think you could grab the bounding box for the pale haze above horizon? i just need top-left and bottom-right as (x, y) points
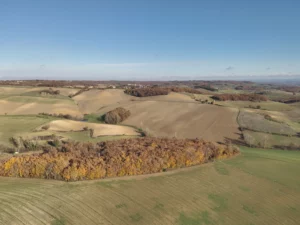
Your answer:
(0, 0), (300, 80)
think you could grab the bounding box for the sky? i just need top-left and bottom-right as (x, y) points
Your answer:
(0, 0), (300, 80)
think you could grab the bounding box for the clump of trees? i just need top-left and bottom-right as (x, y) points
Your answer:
(0, 138), (239, 181)
(212, 94), (268, 102)
(104, 107), (131, 124)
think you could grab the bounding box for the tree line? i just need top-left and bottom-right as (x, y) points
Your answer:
(212, 94), (268, 101)
(124, 87), (206, 97)
(0, 138), (239, 181)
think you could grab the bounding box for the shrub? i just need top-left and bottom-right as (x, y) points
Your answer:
(89, 129), (94, 138)
(41, 125), (50, 130)
(104, 107), (131, 124)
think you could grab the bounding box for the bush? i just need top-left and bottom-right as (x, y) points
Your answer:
(89, 129), (94, 138)
(41, 125), (50, 130)
(104, 107), (131, 124)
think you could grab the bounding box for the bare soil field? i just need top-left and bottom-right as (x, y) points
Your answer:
(73, 89), (136, 114)
(118, 101), (240, 142)
(38, 120), (139, 137)
(0, 147), (299, 225)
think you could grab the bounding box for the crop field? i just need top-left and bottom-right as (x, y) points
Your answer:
(0, 147), (299, 225)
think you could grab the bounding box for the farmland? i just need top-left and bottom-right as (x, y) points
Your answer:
(0, 83), (300, 225)
(0, 147), (300, 225)
(119, 101), (240, 142)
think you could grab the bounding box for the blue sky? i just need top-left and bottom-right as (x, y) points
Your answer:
(0, 0), (300, 80)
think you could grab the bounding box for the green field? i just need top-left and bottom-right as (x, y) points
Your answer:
(238, 110), (297, 136)
(0, 115), (54, 146)
(0, 147), (299, 225)
(243, 130), (300, 148)
(0, 115), (137, 148)
(217, 100), (294, 111)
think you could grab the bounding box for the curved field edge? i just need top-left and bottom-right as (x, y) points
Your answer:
(0, 146), (299, 225)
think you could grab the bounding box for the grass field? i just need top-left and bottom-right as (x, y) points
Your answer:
(238, 110), (297, 136)
(0, 115), (54, 146)
(216, 100), (294, 111)
(265, 90), (300, 101)
(0, 146), (299, 225)
(243, 130), (300, 148)
(0, 115), (139, 148)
